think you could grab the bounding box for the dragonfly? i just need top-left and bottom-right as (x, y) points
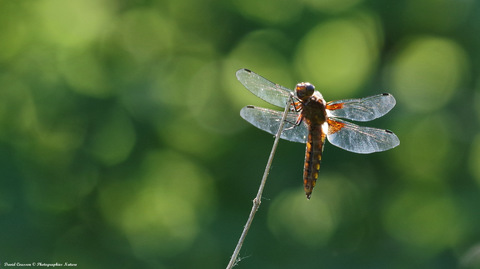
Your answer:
(238, 68), (400, 199)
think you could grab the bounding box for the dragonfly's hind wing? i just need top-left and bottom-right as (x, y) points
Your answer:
(240, 105), (308, 143)
(326, 118), (399, 154)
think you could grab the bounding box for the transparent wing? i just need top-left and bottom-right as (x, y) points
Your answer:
(240, 106), (308, 143)
(326, 118), (399, 154)
(326, 93), (396, 122)
(236, 68), (294, 108)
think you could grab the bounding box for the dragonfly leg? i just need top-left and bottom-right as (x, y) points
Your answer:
(294, 114), (303, 126)
(287, 94), (302, 112)
(292, 101), (303, 112)
(283, 114), (304, 131)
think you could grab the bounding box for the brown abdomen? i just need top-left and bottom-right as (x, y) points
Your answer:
(303, 124), (326, 199)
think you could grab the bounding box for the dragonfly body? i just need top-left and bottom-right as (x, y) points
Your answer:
(296, 83), (327, 198)
(237, 69), (399, 199)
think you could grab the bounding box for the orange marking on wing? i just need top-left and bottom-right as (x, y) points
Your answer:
(326, 102), (344, 110)
(327, 119), (345, 135)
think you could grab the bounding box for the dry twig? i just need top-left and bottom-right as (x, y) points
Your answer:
(226, 95), (293, 269)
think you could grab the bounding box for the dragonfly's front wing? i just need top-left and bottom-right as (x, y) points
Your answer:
(326, 93), (396, 122)
(240, 106), (308, 143)
(236, 69), (293, 108)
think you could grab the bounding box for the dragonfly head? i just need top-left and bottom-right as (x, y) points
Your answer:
(295, 82), (315, 100)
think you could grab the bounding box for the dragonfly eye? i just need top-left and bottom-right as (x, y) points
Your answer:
(305, 83), (315, 94)
(296, 82), (315, 99)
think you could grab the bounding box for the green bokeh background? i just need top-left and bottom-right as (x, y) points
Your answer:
(1, 0), (480, 268)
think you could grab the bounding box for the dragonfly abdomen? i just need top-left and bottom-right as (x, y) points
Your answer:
(303, 124), (326, 199)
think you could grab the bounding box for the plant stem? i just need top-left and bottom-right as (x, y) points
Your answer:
(226, 95), (293, 269)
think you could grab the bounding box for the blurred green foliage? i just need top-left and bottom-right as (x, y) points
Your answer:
(0, 0), (480, 268)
